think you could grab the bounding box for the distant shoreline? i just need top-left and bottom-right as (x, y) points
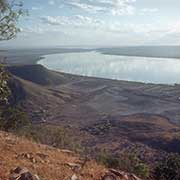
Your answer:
(38, 51), (180, 86)
(0, 48), (93, 65)
(1, 47), (180, 86)
(1, 46), (180, 66)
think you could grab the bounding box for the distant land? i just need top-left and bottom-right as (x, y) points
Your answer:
(98, 46), (180, 59)
(0, 48), (93, 65)
(1, 46), (180, 66)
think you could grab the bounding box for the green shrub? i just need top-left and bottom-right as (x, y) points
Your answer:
(17, 124), (83, 152)
(154, 153), (180, 180)
(18, 125), (67, 146)
(0, 107), (30, 131)
(134, 163), (149, 178)
(72, 143), (85, 154)
(50, 127), (71, 148)
(96, 150), (119, 168)
(96, 150), (149, 178)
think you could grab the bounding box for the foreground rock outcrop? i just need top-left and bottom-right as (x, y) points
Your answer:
(9, 167), (40, 180)
(0, 131), (142, 180)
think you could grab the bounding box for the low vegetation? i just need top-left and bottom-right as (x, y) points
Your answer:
(154, 153), (180, 180)
(96, 150), (150, 179)
(17, 124), (83, 153)
(0, 65), (10, 105)
(0, 106), (29, 131)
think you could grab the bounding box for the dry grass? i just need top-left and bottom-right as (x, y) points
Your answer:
(0, 131), (106, 180)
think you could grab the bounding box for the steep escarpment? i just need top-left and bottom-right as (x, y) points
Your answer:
(7, 65), (79, 86)
(6, 64), (70, 86)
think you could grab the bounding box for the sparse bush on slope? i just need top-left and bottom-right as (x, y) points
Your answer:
(17, 124), (84, 153)
(96, 150), (150, 179)
(154, 153), (180, 180)
(0, 107), (29, 131)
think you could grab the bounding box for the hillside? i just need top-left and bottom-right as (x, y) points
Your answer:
(0, 131), (142, 180)
(5, 64), (180, 174)
(6, 64), (73, 86)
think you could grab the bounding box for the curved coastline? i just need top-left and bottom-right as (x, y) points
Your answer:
(38, 51), (180, 85)
(2, 47), (180, 85)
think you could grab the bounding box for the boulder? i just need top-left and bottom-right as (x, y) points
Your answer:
(71, 174), (79, 180)
(66, 162), (81, 171)
(9, 167), (40, 180)
(102, 169), (142, 180)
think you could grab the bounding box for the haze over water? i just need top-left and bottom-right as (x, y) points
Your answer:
(38, 51), (180, 85)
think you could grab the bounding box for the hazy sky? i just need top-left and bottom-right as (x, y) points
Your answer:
(1, 0), (180, 47)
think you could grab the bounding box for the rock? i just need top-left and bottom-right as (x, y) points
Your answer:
(107, 169), (142, 180)
(9, 167), (40, 180)
(25, 154), (31, 159)
(109, 169), (128, 179)
(102, 174), (116, 180)
(66, 163), (81, 171)
(17, 153), (37, 164)
(109, 169), (126, 177)
(129, 174), (142, 180)
(34, 175), (40, 180)
(19, 172), (34, 180)
(30, 157), (36, 164)
(71, 174), (79, 180)
(60, 149), (74, 154)
(12, 167), (28, 174)
(36, 153), (48, 160)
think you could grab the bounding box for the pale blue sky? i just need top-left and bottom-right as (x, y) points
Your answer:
(1, 0), (180, 47)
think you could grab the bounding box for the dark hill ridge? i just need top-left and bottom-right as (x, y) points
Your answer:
(7, 64), (72, 86)
(6, 64), (180, 165)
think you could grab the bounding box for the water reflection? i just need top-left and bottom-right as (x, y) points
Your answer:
(38, 51), (180, 84)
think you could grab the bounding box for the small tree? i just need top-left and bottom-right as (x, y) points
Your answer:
(96, 150), (119, 168)
(0, 107), (30, 131)
(0, 1), (29, 132)
(134, 162), (149, 178)
(0, 0), (26, 104)
(0, 0), (27, 40)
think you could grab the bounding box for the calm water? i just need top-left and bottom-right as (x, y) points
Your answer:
(38, 51), (180, 84)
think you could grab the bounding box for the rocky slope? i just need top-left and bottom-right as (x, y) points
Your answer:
(0, 131), (142, 180)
